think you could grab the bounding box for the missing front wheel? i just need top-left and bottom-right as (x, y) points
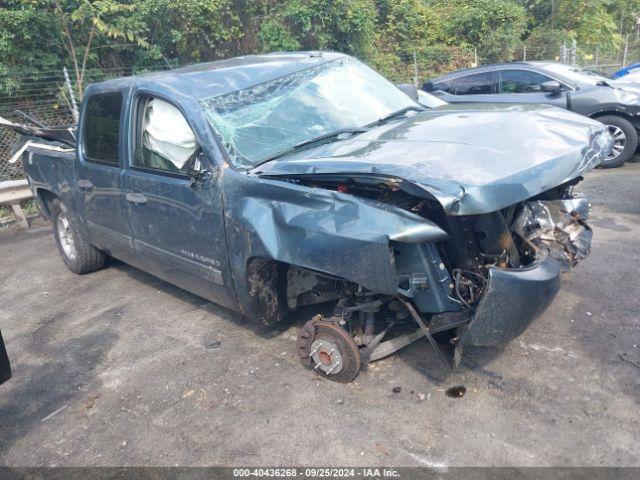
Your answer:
(297, 315), (361, 383)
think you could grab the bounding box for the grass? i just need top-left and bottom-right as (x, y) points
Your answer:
(0, 200), (40, 223)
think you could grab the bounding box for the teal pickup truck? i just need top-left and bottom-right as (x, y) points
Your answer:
(6, 52), (611, 382)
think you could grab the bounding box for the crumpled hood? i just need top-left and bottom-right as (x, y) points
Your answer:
(254, 104), (611, 215)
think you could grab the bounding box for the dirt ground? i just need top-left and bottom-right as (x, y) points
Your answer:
(0, 164), (639, 467)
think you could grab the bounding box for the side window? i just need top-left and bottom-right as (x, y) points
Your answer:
(454, 73), (494, 95)
(500, 70), (552, 93)
(83, 92), (122, 164)
(132, 96), (198, 175)
(424, 79), (454, 93)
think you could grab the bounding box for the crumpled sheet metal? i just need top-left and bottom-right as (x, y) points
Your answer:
(514, 198), (593, 271)
(256, 106), (613, 216)
(461, 254), (562, 347)
(223, 171), (448, 297)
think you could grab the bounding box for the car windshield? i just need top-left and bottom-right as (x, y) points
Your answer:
(539, 63), (610, 86)
(202, 57), (419, 167)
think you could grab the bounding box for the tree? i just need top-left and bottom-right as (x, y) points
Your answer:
(0, 1), (63, 95)
(371, 0), (452, 81)
(258, 0), (378, 57)
(23, 0), (148, 98)
(129, 0), (240, 65)
(437, 0), (529, 63)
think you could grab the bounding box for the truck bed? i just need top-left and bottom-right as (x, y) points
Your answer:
(22, 142), (76, 210)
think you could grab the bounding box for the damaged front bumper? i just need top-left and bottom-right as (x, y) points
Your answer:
(460, 196), (592, 347)
(460, 252), (562, 346)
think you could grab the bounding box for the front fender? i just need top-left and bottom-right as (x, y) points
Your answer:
(221, 170), (448, 322)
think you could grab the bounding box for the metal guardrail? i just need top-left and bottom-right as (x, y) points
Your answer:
(0, 179), (33, 229)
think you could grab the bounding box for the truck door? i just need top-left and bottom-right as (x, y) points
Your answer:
(122, 94), (235, 310)
(75, 90), (135, 262)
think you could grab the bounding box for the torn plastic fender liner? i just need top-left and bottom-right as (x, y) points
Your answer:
(223, 172), (449, 304)
(460, 253), (562, 347)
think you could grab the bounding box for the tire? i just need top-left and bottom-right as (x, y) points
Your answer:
(51, 200), (106, 274)
(597, 115), (638, 168)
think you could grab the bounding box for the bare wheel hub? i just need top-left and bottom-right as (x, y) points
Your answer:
(310, 339), (343, 375)
(297, 315), (361, 382)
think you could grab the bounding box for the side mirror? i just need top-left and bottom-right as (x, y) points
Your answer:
(541, 80), (562, 93)
(189, 168), (211, 188)
(397, 83), (419, 101)
(186, 149), (211, 188)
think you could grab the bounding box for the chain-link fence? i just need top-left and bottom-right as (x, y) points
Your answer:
(1, 45), (640, 185)
(0, 68), (76, 182)
(0, 107), (75, 182)
(0, 128), (21, 181)
(0, 64), (179, 184)
(0, 65), (178, 223)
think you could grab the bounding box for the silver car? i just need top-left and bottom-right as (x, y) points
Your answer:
(424, 61), (640, 167)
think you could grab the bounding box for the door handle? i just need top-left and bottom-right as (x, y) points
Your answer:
(126, 192), (148, 205)
(77, 179), (94, 191)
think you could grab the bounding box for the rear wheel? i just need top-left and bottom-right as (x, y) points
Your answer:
(597, 115), (638, 168)
(51, 200), (105, 274)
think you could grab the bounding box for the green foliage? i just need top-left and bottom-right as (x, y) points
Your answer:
(0, 1), (63, 93)
(381, 0), (445, 53)
(0, 0), (638, 98)
(523, 27), (568, 60)
(130, 0), (240, 63)
(371, 0), (450, 80)
(258, 18), (301, 52)
(522, 0), (626, 54)
(259, 0), (378, 57)
(554, 0), (621, 52)
(438, 0), (528, 62)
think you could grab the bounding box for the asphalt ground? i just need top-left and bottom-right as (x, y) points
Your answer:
(0, 163), (639, 467)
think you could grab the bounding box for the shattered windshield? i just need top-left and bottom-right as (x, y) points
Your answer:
(202, 57), (419, 167)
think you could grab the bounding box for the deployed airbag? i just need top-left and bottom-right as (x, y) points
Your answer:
(143, 99), (197, 170)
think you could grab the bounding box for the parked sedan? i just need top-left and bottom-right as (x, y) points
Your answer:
(424, 61), (640, 167)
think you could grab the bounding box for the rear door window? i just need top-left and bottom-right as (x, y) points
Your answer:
(500, 70), (553, 93)
(454, 72), (494, 95)
(425, 79), (455, 93)
(82, 92), (123, 165)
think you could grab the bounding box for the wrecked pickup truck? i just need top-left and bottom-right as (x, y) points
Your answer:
(12, 52), (611, 382)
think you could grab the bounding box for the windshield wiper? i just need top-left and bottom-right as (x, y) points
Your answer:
(250, 127), (369, 169)
(249, 106), (422, 170)
(368, 105), (424, 127)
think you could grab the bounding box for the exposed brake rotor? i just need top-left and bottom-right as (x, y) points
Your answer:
(297, 315), (361, 383)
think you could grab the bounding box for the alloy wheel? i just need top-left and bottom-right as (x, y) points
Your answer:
(56, 213), (77, 260)
(606, 124), (626, 160)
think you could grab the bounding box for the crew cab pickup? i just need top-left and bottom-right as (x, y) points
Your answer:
(11, 52), (611, 382)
